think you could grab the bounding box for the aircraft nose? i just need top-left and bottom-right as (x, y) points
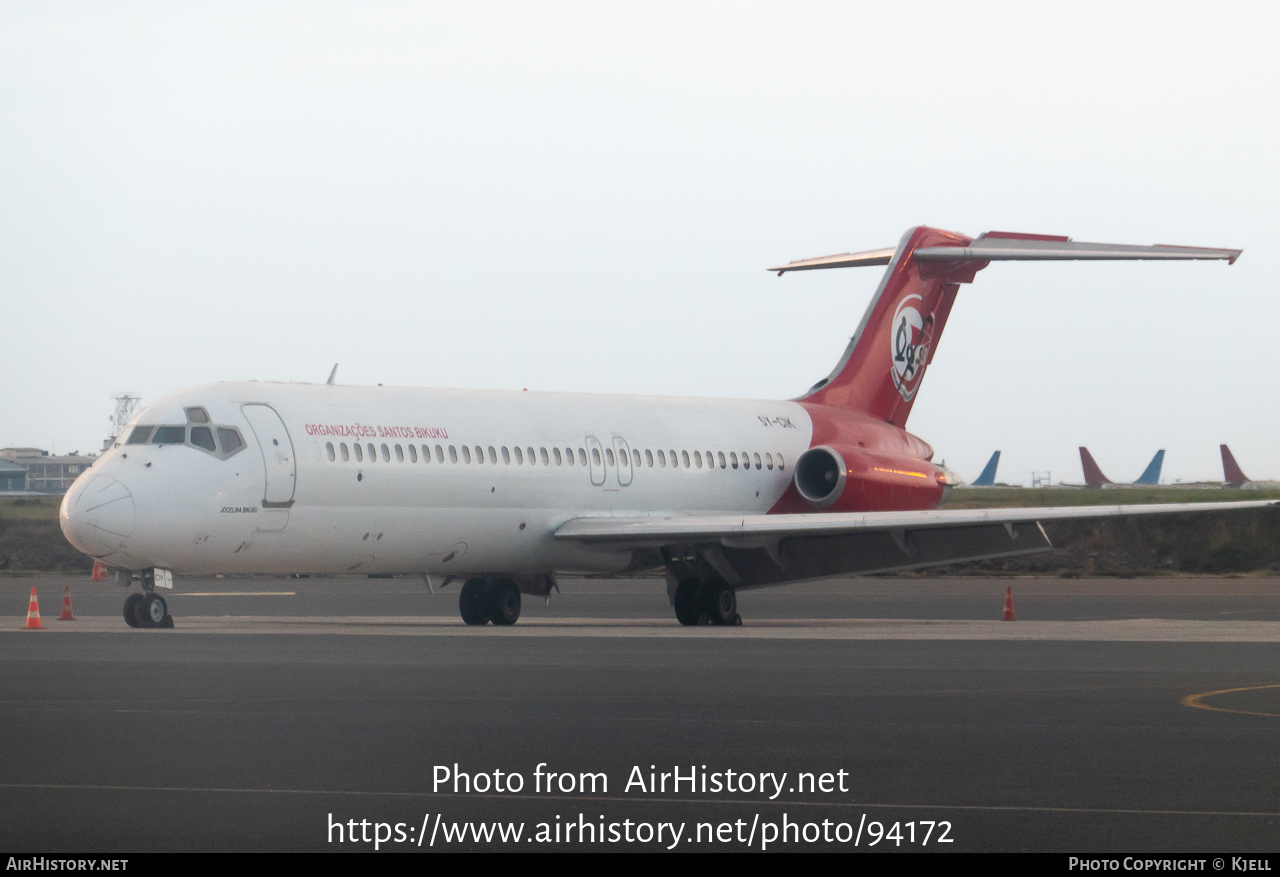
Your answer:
(60, 474), (135, 557)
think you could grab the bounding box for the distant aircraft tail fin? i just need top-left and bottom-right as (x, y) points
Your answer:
(1221, 444), (1250, 486)
(1134, 450), (1165, 485)
(971, 451), (1001, 486)
(1079, 447), (1112, 487)
(772, 228), (1239, 427)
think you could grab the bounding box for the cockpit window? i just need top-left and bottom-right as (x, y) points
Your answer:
(190, 426), (216, 452)
(126, 426), (154, 444)
(151, 426), (187, 444)
(185, 407), (211, 423)
(122, 417), (246, 459)
(217, 428), (245, 456)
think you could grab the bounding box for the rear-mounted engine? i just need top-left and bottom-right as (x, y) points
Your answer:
(793, 445), (948, 512)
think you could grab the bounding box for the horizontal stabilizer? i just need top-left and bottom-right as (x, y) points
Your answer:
(916, 233), (1241, 264)
(769, 247), (894, 275)
(770, 232), (1241, 274)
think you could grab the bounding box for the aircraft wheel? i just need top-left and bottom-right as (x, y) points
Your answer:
(135, 593), (168, 628)
(123, 593), (143, 628)
(459, 578), (491, 626)
(488, 578), (521, 626)
(704, 583), (737, 626)
(673, 580), (702, 626)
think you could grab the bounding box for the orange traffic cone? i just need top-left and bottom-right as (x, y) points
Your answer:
(90, 560), (107, 582)
(1002, 586), (1016, 621)
(23, 587), (42, 630)
(59, 585), (75, 621)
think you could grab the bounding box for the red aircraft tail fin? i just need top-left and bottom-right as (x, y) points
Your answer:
(1079, 447), (1112, 486)
(772, 228), (1240, 427)
(787, 226), (978, 426)
(1221, 444), (1250, 486)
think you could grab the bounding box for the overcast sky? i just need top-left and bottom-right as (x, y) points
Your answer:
(2, 2), (1276, 485)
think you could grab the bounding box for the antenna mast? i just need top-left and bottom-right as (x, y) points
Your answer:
(105, 393), (142, 451)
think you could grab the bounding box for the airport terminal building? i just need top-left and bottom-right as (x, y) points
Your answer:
(0, 448), (95, 494)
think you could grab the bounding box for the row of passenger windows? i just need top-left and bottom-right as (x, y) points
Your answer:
(324, 441), (785, 472)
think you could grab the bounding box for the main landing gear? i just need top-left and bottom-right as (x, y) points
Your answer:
(673, 579), (742, 627)
(123, 570), (174, 629)
(459, 577), (521, 626)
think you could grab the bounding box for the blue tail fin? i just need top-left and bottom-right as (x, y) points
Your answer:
(1134, 450), (1164, 485)
(971, 451), (1001, 486)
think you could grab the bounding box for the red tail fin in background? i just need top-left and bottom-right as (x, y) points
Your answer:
(1221, 444), (1250, 486)
(1079, 447), (1112, 487)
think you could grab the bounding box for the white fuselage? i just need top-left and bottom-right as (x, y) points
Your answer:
(61, 382), (815, 576)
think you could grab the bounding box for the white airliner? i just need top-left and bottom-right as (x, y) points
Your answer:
(60, 226), (1270, 629)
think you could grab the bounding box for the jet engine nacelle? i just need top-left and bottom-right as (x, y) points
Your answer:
(793, 445), (949, 512)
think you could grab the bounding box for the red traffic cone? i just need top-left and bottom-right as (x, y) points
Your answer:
(1002, 586), (1016, 621)
(90, 560), (107, 582)
(59, 585), (75, 621)
(23, 587), (43, 630)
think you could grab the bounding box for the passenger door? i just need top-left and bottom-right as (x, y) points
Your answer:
(241, 404), (297, 509)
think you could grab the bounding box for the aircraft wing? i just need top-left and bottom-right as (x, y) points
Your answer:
(554, 501), (1278, 590)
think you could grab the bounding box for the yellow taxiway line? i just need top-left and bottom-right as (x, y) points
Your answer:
(1181, 683), (1280, 718)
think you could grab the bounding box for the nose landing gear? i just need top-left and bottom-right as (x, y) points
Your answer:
(122, 569), (175, 629)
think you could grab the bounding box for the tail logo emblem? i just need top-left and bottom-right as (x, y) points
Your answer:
(890, 295), (932, 401)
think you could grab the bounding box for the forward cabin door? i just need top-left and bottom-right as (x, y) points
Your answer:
(241, 404), (297, 531)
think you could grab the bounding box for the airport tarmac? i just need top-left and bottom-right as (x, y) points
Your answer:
(2, 574), (1279, 853)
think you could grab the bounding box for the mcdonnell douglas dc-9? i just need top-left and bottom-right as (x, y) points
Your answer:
(60, 226), (1271, 629)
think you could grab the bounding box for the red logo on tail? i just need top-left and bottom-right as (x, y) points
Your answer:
(890, 295), (933, 401)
